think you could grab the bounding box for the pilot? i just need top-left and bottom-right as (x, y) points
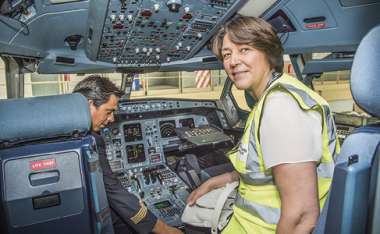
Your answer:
(187, 15), (340, 233)
(73, 75), (182, 234)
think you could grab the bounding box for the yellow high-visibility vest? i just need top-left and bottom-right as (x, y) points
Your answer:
(223, 73), (340, 234)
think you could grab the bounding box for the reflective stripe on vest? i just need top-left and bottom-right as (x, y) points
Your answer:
(227, 73), (340, 229)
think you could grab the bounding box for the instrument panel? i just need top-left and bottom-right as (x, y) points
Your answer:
(103, 114), (209, 172)
(100, 98), (231, 227)
(86, 0), (246, 66)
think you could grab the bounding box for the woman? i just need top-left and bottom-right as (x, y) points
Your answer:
(187, 15), (339, 234)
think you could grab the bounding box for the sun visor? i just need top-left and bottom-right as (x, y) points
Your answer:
(0, 93), (91, 146)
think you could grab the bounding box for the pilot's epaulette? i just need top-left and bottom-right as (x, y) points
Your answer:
(130, 201), (148, 224)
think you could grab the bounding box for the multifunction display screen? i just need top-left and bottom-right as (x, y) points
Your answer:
(124, 123), (143, 142)
(154, 200), (172, 209)
(126, 144), (146, 163)
(159, 120), (177, 138)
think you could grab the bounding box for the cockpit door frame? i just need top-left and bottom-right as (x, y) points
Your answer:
(2, 56), (24, 99)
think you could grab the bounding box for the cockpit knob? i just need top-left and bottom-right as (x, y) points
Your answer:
(127, 14), (133, 22)
(167, 0), (182, 12)
(154, 3), (160, 12)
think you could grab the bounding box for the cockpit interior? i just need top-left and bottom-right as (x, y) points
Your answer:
(1, 0), (380, 234)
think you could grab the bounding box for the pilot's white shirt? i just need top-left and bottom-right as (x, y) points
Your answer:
(259, 91), (323, 169)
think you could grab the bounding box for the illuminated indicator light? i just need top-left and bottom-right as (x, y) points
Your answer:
(141, 9), (152, 17)
(182, 13), (192, 20)
(113, 23), (123, 29)
(30, 159), (56, 171)
(154, 3), (160, 11)
(305, 22), (326, 29)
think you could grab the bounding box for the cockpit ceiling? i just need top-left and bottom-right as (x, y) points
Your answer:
(0, 0), (379, 74)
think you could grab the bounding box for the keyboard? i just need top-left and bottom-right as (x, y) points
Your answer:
(175, 126), (232, 146)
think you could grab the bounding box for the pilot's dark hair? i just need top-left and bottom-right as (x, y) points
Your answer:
(211, 15), (284, 73)
(73, 75), (124, 107)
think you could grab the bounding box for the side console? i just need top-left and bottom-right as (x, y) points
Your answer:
(117, 165), (188, 227)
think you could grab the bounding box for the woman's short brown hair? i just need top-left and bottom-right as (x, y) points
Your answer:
(211, 15), (284, 73)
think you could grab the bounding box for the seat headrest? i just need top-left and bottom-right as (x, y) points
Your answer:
(351, 25), (380, 117)
(0, 93), (91, 145)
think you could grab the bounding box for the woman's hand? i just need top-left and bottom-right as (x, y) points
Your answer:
(186, 180), (213, 206)
(186, 171), (239, 206)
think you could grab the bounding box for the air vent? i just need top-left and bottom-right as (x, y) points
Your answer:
(64, 35), (82, 50)
(202, 57), (218, 63)
(268, 10), (296, 33)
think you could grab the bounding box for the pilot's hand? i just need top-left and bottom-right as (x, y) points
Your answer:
(152, 219), (183, 234)
(186, 181), (213, 206)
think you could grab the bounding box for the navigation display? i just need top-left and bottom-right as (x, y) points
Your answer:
(154, 200), (172, 209)
(179, 118), (195, 128)
(124, 123), (143, 142)
(159, 120), (177, 138)
(126, 144), (146, 163)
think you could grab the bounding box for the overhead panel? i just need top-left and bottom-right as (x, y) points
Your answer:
(85, 0), (246, 68)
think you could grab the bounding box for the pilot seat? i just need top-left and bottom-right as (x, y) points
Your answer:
(313, 25), (380, 234)
(0, 93), (114, 234)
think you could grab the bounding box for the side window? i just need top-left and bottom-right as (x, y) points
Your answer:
(28, 73), (60, 97)
(313, 70), (355, 113)
(0, 58), (6, 99)
(230, 84), (251, 111)
(23, 73), (120, 97)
